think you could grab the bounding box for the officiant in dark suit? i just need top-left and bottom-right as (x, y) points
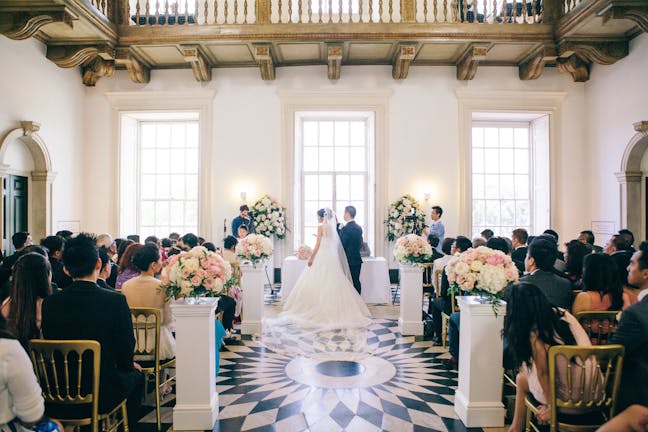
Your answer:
(339, 205), (363, 294)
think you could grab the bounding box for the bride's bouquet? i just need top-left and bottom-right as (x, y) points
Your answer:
(162, 246), (232, 300)
(445, 246), (519, 310)
(393, 234), (433, 265)
(251, 195), (287, 239)
(236, 234), (273, 265)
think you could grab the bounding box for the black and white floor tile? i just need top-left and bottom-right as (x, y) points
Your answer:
(138, 302), (504, 432)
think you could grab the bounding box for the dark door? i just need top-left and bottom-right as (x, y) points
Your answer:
(2, 175), (28, 257)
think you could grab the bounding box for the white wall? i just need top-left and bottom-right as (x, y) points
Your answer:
(85, 62), (589, 255)
(585, 33), (648, 243)
(0, 37), (86, 239)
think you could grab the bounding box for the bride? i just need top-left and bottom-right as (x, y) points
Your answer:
(280, 208), (372, 329)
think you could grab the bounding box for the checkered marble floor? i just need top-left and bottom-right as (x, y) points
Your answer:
(138, 301), (505, 432)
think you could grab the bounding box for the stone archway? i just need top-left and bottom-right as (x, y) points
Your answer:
(616, 121), (648, 239)
(0, 121), (57, 242)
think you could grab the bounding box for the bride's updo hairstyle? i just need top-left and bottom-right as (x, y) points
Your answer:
(317, 209), (326, 218)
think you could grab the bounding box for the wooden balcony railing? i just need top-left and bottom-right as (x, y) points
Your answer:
(563, 0), (587, 14)
(123, 0), (544, 25)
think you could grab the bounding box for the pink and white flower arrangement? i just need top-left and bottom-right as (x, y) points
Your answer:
(236, 233), (273, 265)
(162, 246), (232, 300)
(251, 195), (287, 239)
(385, 195), (427, 241)
(296, 244), (313, 260)
(445, 246), (519, 299)
(393, 234), (433, 264)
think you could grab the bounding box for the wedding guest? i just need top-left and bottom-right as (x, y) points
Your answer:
(1, 232), (33, 271)
(578, 230), (603, 253)
(486, 236), (510, 254)
(169, 232), (180, 242)
(604, 234), (633, 256)
(472, 237), (486, 248)
(1, 253), (52, 349)
(618, 229), (636, 250)
(609, 241), (648, 411)
(178, 233), (198, 251)
(511, 228), (528, 273)
(96, 247), (113, 290)
(572, 253), (625, 315)
(505, 283), (595, 432)
(237, 225), (249, 239)
(203, 242), (217, 252)
(116, 239), (134, 268)
(517, 237), (572, 309)
(40, 235), (72, 290)
(127, 234), (140, 243)
(543, 229), (565, 262)
(432, 237), (456, 292)
(597, 405), (648, 432)
(426, 234), (444, 262)
(611, 250), (641, 307)
(97, 234), (119, 289)
(198, 236), (205, 246)
(0, 314), (48, 431)
(563, 239), (589, 290)
(430, 236), (471, 343)
(115, 243), (144, 290)
(220, 236), (242, 335)
(41, 233), (144, 427)
(121, 244), (175, 360)
(481, 229), (494, 241)
(55, 230), (73, 240)
(428, 206), (445, 253)
(232, 205), (254, 237)
(222, 236), (239, 263)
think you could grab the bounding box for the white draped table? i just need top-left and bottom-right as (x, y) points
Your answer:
(281, 256), (391, 303)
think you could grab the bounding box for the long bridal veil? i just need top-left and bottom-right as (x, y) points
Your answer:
(261, 208), (372, 360)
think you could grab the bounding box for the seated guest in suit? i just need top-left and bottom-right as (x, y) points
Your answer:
(480, 229), (494, 241)
(610, 241), (648, 411)
(232, 205), (254, 237)
(572, 252), (625, 315)
(517, 236), (572, 309)
(121, 244), (175, 360)
(0, 314), (52, 431)
(97, 234), (119, 288)
(55, 230), (73, 240)
(1, 253), (52, 349)
(505, 283), (595, 432)
(115, 243), (144, 290)
(578, 230), (603, 253)
(40, 235), (73, 290)
(563, 239), (589, 290)
(97, 247), (113, 290)
(618, 229), (635, 251)
(511, 228), (528, 273)
(432, 237), (456, 293)
(41, 233), (144, 427)
(430, 236), (472, 343)
(178, 233), (199, 251)
(1, 232), (33, 272)
(609, 250), (641, 307)
(472, 237), (486, 248)
(604, 233), (633, 257)
(127, 234), (140, 243)
(426, 234), (444, 262)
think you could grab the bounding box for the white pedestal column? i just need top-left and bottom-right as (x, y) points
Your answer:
(171, 297), (219, 430)
(454, 296), (506, 428)
(241, 263), (265, 335)
(398, 264), (423, 336)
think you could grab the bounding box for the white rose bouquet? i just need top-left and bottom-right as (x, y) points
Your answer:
(236, 234), (273, 265)
(251, 194), (287, 239)
(393, 234), (433, 264)
(162, 246), (232, 300)
(385, 194), (427, 241)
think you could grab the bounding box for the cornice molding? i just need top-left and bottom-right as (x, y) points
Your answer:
(559, 40), (629, 65)
(46, 43), (114, 68)
(0, 8), (76, 40)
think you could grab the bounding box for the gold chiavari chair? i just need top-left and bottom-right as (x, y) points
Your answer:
(29, 339), (128, 432)
(130, 308), (176, 431)
(421, 263), (435, 309)
(525, 345), (625, 432)
(575, 311), (621, 346)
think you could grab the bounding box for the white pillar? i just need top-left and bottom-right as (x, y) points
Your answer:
(241, 263), (265, 335)
(171, 297), (219, 430)
(398, 264), (423, 336)
(454, 296), (507, 428)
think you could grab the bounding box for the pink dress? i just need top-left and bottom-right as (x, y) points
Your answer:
(524, 310), (601, 412)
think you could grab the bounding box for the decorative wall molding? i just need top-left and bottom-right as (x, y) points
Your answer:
(392, 43), (417, 80)
(115, 47), (150, 84)
(600, 2), (648, 33)
(181, 45), (212, 82)
(46, 44), (114, 68)
(456, 44), (490, 81)
(82, 57), (115, 86)
(559, 40), (629, 65)
(0, 8), (75, 40)
(518, 45), (557, 80)
(557, 55), (590, 82)
(327, 44), (343, 80)
(252, 44), (275, 81)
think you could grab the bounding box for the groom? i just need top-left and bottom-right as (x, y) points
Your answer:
(339, 205), (363, 294)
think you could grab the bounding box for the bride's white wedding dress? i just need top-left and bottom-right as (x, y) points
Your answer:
(262, 209), (372, 358)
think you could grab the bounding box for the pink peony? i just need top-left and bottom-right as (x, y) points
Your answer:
(190, 275), (202, 287)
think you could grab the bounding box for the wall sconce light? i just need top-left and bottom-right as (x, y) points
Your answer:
(240, 191), (247, 202)
(424, 193), (431, 202)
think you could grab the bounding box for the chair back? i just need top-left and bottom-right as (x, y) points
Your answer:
(434, 269), (443, 298)
(547, 344), (625, 430)
(575, 311), (620, 345)
(29, 340), (101, 419)
(422, 263), (434, 293)
(130, 307), (162, 366)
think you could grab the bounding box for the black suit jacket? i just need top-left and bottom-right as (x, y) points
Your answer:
(97, 278), (112, 290)
(610, 295), (648, 410)
(339, 221), (363, 266)
(1, 251), (25, 271)
(518, 270), (573, 309)
(50, 257), (73, 290)
(41, 281), (138, 411)
(511, 246), (527, 273)
(106, 261), (118, 289)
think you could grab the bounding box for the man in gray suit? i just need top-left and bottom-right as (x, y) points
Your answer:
(518, 236), (572, 309)
(610, 241), (648, 411)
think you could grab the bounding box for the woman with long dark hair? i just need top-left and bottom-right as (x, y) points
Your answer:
(0, 253), (52, 349)
(505, 283), (596, 432)
(115, 243), (144, 290)
(572, 253), (627, 315)
(564, 239), (589, 289)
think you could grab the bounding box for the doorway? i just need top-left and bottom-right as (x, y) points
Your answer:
(2, 175), (28, 256)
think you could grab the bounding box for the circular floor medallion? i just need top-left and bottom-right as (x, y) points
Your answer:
(285, 356), (396, 389)
(315, 360), (365, 377)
